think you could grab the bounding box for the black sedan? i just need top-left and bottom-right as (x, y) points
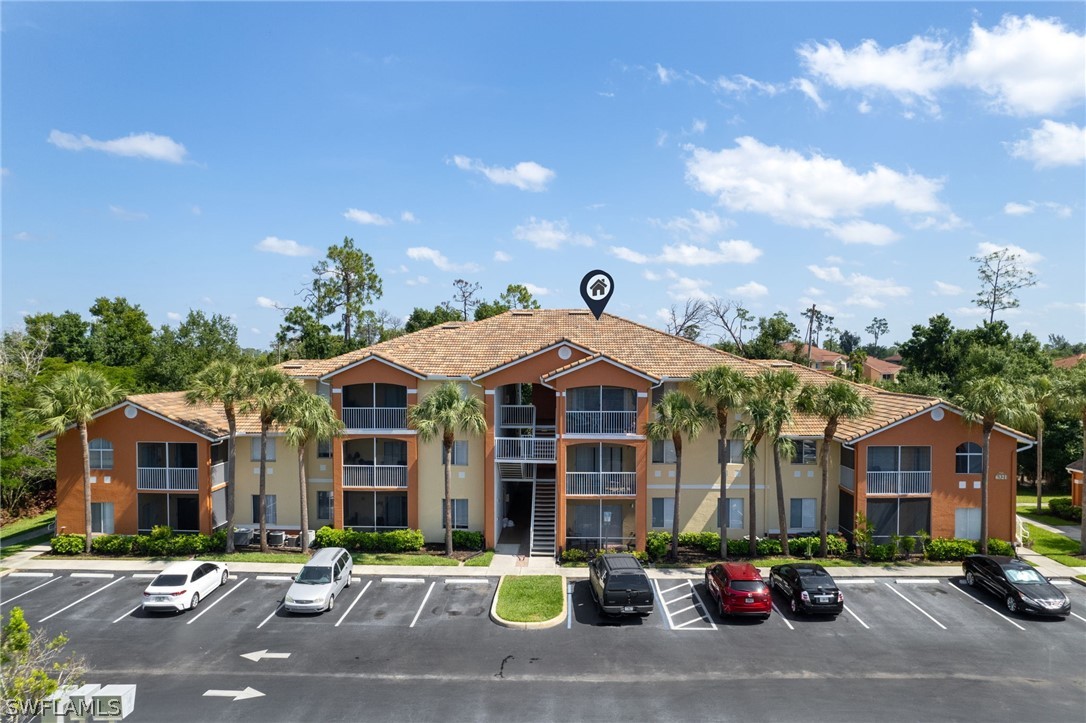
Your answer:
(962, 554), (1071, 617)
(768, 563), (844, 615)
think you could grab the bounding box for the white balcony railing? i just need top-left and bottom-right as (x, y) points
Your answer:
(343, 464), (408, 488)
(342, 407), (408, 430)
(866, 471), (931, 495)
(566, 471), (636, 496)
(495, 437), (556, 462)
(500, 405), (536, 428)
(839, 465), (855, 492)
(137, 467), (199, 491)
(210, 462), (226, 487)
(565, 411), (637, 435)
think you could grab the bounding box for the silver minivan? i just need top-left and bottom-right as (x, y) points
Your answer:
(284, 547), (353, 613)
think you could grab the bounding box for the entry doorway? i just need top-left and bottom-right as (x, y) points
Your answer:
(498, 481), (533, 551)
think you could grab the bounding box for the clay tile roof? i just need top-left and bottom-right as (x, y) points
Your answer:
(863, 356), (901, 375)
(125, 392), (277, 438)
(781, 342), (845, 364)
(1054, 353), (1086, 369)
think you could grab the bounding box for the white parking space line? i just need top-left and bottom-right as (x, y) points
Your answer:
(186, 578), (248, 625)
(444, 578), (490, 585)
(842, 604), (870, 629)
(335, 581), (372, 627)
(7, 572), (53, 578)
(948, 580), (1025, 630)
(883, 582), (946, 630)
(256, 575), (292, 582)
(383, 577), (425, 584)
(1, 576), (60, 605)
(687, 581), (717, 631)
(409, 581), (436, 628)
(770, 602), (794, 630)
(40, 578), (124, 622)
(669, 604), (697, 617)
(1050, 580), (1071, 586)
(112, 604), (143, 625)
(71, 573), (114, 579)
(653, 580), (677, 631)
(257, 603), (283, 629)
(657, 583), (688, 595)
(895, 579), (939, 584)
(1070, 612), (1086, 623)
(132, 574), (158, 579)
(567, 583), (573, 630)
(835, 579), (875, 585)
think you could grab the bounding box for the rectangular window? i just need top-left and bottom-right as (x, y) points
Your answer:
(955, 508), (981, 541)
(790, 498), (816, 530)
(652, 439), (677, 464)
(252, 495), (277, 524)
(317, 439), (332, 459)
(441, 498), (469, 529)
(718, 439), (745, 464)
(866, 446), (898, 472)
(651, 497), (674, 529)
(89, 439), (113, 470)
(791, 440), (817, 465)
(900, 446), (931, 472)
(451, 441), (468, 466)
(250, 438), (276, 462)
(317, 491), (333, 520)
(840, 446), (856, 470)
(716, 498), (744, 529)
(91, 502), (114, 534)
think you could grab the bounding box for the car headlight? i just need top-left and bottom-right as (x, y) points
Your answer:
(285, 595), (295, 604)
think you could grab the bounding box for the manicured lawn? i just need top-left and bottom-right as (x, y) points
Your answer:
(463, 550), (494, 567)
(1017, 510), (1077, 528)
(353, 552), (460, 566)
(1024, 523), (1085, 569)
(0, 532), (53, 559)
(495, 575), (563, 622)
(0, 511), (56, 540)
(199, 552), (309, 563)
(1015, 493), (1066, 510)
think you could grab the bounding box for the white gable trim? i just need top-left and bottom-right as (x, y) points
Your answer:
(845, 402), (1032, 445)
(42, 401), (222, 442)
(472, 340), (597, 381)
(319, 354), (425, 382)
(542, 355), (659, 384)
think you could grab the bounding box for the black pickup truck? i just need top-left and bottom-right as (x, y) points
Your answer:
(588, 554), (655, 616)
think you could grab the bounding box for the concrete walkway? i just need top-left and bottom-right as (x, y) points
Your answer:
(1020, 514), (1082, 543)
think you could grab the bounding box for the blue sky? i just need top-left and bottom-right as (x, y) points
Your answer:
(3, 2), (1084, 351)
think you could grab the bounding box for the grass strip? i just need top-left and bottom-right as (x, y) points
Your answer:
(1, 511), (56, 540)
(463, 550), (494, 567)
(495, 575), (563, 622)
(0, 532), (54, 559)
(1024, 523), (1085, 569)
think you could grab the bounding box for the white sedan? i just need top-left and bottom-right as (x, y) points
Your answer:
(142, 561), (229, 612)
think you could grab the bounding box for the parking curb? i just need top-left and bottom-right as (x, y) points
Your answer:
(1070, 576), (1086, 589)
(489, 575), (567, 630)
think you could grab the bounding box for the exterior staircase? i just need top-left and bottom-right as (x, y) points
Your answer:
(530, 480), (556, 557)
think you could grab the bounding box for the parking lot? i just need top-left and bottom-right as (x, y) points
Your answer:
(3, 570), (1085, 722)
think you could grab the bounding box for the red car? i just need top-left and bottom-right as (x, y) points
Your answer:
(704, 562), (772, 619)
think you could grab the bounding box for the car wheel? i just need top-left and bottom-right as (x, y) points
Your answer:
(327, 594), (335, 612)
(789, 598), (798, 614)
(1005, 596), (1018, 614)
(346, 575), (352, 588)
(965, 571), (975, 586)
(220, 570), (229, 586)
(190, 592), (200, 610)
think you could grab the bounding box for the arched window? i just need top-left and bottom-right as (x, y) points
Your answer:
(955, 442), (981, 474)
(89, 438), (114, 470)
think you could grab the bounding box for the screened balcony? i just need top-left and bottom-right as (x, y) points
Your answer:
(866, 445), (932, 495)
(342, 383), (408, 430)
(136, 442), (199, 491)
(565, 443), (636, 496)
(565, 386), (637, 435)
(343, 438), (408, 489)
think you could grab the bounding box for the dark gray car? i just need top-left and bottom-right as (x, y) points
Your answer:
(962, 554), (1070, 617)
(588, 554), (654, 616)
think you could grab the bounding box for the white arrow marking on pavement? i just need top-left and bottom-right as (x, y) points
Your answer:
(240, 649), (291, 662)
(203, 687), (265, 701)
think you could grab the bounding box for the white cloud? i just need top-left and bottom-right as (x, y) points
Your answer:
(513, 218), (594, 250)
(400, 211), (418, 223)
(798, 15), (1086, 117)
(344, 208), (393, 226)
(109, 205), (148, 221)
(715, 74), (784, 96)
(404, 276), (429, 287)
(807, 265), (909, 308)
(48, 130), (189, 163)
(250, 328), (261, 335)
(609, 246), (651, 264)
(609, 239), (761, 266)
(649, 209), (731, 241)
(685, 136), (948, 239)
(451, 155), (555, 192)
(690, 118), (707, 134)
(522, 283), (550, 296)
(827, 220), (901, 245)
(643, 270), (663, 282)
(805, 287), (824, 297)
(858, 99), (872, 114)
(166, 311), (182, 321)
(976, 241), (1044, 269)
(1003, 201), (1036, 216)
(493, 250), (512, 262)
(1007, 120), (1086, 168)
(668, 276), (713, 301)
(807, 265), (846, 283)
(655, 63), (679, 85)
(255, 236), (316, 257)
(791, 77), (827, 109)
(932, 280), (963, 295)
(256, 296), (280, 309)
(825, 255), (845, 264)
(406, 246), (481, 273)
(729, 281), (769, 298)
(656, 130), (670, 148)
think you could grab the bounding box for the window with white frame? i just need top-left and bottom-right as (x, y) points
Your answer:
(790, 498), (816, 530)
(441, 498), (469, 529)
(89, 438), (114, 470)
(250, 437), (276, 462)
(716, 497), (744, 529)
(651, 439), (676, 464)
(252, 495), (277, 524)
(719, 439), (745, 464)
(651, 497), (674, 529)
(91, 502), (114, 534)
(317, 490), (333, 520)
(955, 442), (982, 474)
(439, 440), (468, 466)
(791, 440), (817, 465)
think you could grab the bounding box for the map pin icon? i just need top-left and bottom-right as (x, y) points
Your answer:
(580, 269), (614, 320)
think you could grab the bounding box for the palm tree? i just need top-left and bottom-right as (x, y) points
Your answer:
(763, 370), (801, 557)
(409, 382), (486, 555)
(646, 390), (715, 561)
(957, 376), (1031, 555)
(797, 381), (874, 557)
(277, 384), (343, 554)
(690, 365), (750, 559)
(1023, 375), (1056, 514)
(734, 371), (779, 557)
(242, 367), (294, 552)
(1055, 363), (1086, 554)
(186, 360), (254, 553)
(32, 367), (123, 553)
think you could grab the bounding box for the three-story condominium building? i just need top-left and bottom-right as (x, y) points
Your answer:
(52, 310), (1033, 553)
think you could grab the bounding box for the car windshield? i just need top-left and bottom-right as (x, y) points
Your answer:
(729, 580), (767, 593)
(151, 574), (188, 588)
(609, 573), (651, 592)
(1004, 567), (1047, 585)
(295, 567), (332, 585)
(799, 570), (834, 589)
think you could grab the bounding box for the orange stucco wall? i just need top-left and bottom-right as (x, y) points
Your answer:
(1071, 470), (1082, 507)
(55, 406), (213, 536)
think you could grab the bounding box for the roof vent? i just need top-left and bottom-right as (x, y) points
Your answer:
(510, 310), (534, 316)
(769, 361), (791, 367)
(282, 364), (303, 369)
(568, 310), (590, 315)
(439, 323), (462, 329)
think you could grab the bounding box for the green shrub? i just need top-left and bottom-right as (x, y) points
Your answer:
(726, 538), (754, 556)
(901, 536), (917, 556)
(149, 525), (173, 540)
(91, 535), (136, 556)
(926, 537), (978, 561)
(866, 543), (896, 562)
(987, 538), (1015, 556)
(209, 529), (228, 552)
(646, 531), (670, 560)
(50, 534), (85, 555)
(790, 537), (818, 557)
(560, 548), (588, 563)
(315, 527), (425, 553)
(630, 550), (649, 564)
(314, 526), (349, 548)
(825, 534), (848, 556)
(1049, 497), (1083, 522)
(756, 538), (782, 556)
(677, 531), (721, 553)
(452, 530), (484, 550)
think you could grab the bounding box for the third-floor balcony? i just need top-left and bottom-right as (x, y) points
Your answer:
(565, 411), (637, 435)
(866, 471), (931, 495)
(566, 471), (637, 496)
(137, 467), (199, 491)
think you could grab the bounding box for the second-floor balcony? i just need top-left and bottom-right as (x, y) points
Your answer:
(565, 411), (637, 435)
(343, 464), (408, 488)
(342, 406), (408, 430)
(566, 471), (636, 496)
(137, 467), (199, 491)
(866, 471), (931, 495)
(495, 437), (556, 462)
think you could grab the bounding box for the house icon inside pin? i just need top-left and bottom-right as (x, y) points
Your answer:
(589, 279), (608, 298)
